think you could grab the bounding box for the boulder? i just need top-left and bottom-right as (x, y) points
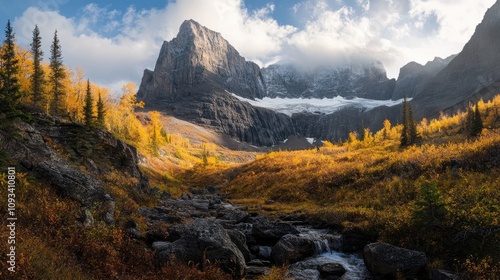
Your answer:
(252, 246), (272, 260)
(157, 219), (246, 276)
(227, 229), (251, 262)
(220, 210), (250, 223)
(287, 268), (320, 280)
(318, 263), (346, 279)
(271, 234), (315, 265)
(363, 242), (427, 277)
(251, 215), (300, 245)
(245, 266), (270, 276)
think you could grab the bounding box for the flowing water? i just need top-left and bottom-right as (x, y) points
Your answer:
(289, 227), (372, 280)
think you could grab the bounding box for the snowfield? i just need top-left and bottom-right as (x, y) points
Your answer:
(230, 92), (407, 116)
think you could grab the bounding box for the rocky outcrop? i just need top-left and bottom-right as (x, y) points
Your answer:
(0, 119), (114, 225)
(33, 116), (149, 192)
(392, 55), (456, 100)
(363, 242), (427, 277)
(262, 62), (396, 100)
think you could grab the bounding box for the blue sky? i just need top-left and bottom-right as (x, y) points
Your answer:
(1, 0), (496, 94)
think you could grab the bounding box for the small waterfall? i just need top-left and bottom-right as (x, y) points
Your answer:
(313, 239), (332, 255)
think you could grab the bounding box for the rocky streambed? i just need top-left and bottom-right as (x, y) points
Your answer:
(132, 186), (433, 279)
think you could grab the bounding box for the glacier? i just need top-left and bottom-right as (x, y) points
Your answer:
(230, 92), (407, 117)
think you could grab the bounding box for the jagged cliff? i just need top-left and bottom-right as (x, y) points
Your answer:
(137, 20), (294, 146)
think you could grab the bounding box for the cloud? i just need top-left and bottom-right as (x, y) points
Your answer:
(11, 0), (498, 93)
(12, 0), (296, 93)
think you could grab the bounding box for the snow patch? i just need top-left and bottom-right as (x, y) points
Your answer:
(306, 138), (315, 145)
(229, 91), (408, 116)
(283, 139), (288, 143)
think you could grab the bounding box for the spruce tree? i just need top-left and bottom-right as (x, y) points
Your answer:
(30, 25), (45, 107)
(400, 97), (409, 147)
(49, 30), (66, 116)
(83, 79), (93, 128)
(96, 91), (105, 128)
(471, 104), (483, 137)
(0, 20), (22, 119)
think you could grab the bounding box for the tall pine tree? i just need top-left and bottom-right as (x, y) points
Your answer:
(49, 30), (66, 116)
(471, 104), (483, 137)
(30, 25), (45, 108)
(400, 96), (410, 147)
(401, 97), (420, 147)
(96, 91), (105, 128)
(0, 20), (22, 119)
(83, 79), (93, 128)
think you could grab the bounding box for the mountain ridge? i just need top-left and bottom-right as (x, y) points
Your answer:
(138, 6), (500, 145)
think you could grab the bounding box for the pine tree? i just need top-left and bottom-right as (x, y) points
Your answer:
(49, 30), (66, 116)
(0, 20), (22, 119)
(83, 79), (93, 128)
(96, 91), (105, 128)
(400, 97), (409, 147)
(30, 25), (45, 108)
(400, 97), (419, 147)
(471, 104), (483, 137)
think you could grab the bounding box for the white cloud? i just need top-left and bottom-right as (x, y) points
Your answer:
(11, 0), (498, 94)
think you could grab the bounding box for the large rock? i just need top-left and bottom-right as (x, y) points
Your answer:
(251, 216), (300, 245)
(363, 242), (427, 277)
(157, 219), (246, 276)
(271, 234), (315, 265)
(227, 229), (251, 262)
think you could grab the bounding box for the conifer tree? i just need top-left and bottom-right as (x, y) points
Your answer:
(83, 79), (93, 128)
(471, 104), (483, 137)
(30, 25), (45, 108)
(401, 97), (419, 147)
(49, 30), (66, 116)
(0, 20), (22, 119)
(96, 91), (105, 128)
(400, 97), (410, 146)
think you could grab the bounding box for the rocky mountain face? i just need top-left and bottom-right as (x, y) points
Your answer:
(137, 20), (293, 146)
(139, 1), (500, 146)
(137, 19), (266, 103)
(392, 55), (456, 100)
(262, 62), (396, 100)
(411, 0), (500, 118)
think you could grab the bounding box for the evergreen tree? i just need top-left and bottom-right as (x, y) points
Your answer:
(83, 79), (93, 128)
(400, 97), (419, 147)
(49, 30), (66, 116)
(96, 91), (105, 128)
(30, 25), (45, 107)
(0, 20), (22, 119)
(471, 104), (483, 137)
(400, 97), (410, 147)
